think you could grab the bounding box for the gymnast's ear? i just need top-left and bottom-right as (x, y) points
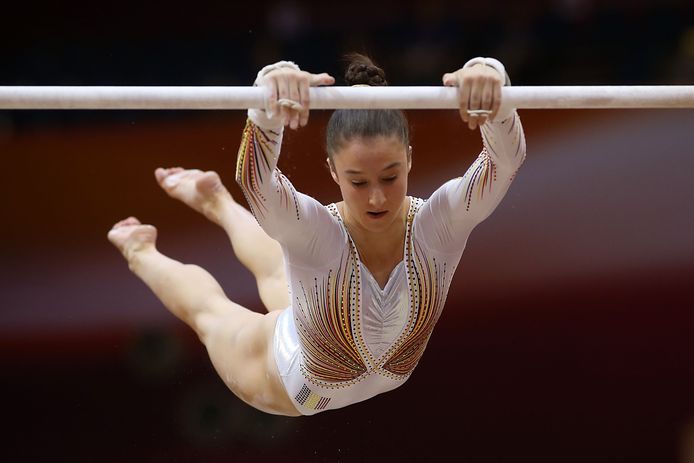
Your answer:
(327, 157), (340, 184)
(407, 145), (412, 172)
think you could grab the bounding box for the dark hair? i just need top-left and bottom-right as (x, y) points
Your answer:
(326, 54), (410, 164)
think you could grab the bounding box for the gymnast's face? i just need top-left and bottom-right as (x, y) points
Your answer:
(329, 135), (412, 233)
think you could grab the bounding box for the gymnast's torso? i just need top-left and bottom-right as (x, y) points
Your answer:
(236, 108), (526, 415)
(273, 196), (466, 414)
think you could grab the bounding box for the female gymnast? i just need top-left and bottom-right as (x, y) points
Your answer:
(108, 54), (526, 416)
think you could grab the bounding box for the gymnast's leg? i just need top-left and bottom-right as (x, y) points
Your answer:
(154, 167), (289, 312)
(107, 217), (299, 416)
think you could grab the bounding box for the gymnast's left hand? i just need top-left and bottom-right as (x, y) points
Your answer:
(442, 64), (504, 130)
(259, 68), (335, 130)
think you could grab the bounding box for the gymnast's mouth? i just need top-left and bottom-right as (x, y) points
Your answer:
(367, 211), (388, 218)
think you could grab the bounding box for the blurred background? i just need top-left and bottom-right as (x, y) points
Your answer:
(1, 0), (693, 461)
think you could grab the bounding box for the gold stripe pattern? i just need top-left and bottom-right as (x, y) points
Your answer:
(235, 119), (300, 220)
(463, 148), (497, 211)
(295, 253), (368, 388)
(463, 114), (526, 211)
(294, 199), (449, 387)
(380, 198), (449, 377)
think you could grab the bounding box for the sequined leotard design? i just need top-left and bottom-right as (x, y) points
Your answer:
(236, 108), (526, 415)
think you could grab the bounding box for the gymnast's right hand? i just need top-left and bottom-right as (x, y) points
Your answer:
(258, 65), (335, 130)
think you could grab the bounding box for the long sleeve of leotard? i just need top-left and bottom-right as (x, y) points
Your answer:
(235, 108), (344, 267)
(415, 111), (527, 253)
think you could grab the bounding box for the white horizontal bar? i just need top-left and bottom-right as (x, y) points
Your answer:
(0, 86), (693, 110)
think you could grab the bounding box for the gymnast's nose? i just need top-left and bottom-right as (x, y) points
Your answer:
(368, 187), (386, 209)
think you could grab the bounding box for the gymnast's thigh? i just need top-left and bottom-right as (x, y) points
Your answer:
(202, 304), (298, 415)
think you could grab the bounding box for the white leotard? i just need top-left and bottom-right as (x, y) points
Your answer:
(236, 107), (526, 415)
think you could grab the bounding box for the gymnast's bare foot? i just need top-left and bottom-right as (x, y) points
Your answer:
(107, 216), (157, 263)
(155, 167), (233, 225)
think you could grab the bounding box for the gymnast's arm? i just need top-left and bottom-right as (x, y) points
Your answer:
(235, 62), (341, 266)
(416, 58), (527, 251)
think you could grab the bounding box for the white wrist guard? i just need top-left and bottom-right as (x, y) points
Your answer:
(463, 57), (511, 86)
(254, 60), (301, 86)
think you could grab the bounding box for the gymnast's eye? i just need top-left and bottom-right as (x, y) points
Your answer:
(382, 176), (397, 183)
(351, 181), (367, 187)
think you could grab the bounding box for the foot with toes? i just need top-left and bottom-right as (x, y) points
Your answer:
(107, 217), (158, 262)
(155, 167), (233, 224)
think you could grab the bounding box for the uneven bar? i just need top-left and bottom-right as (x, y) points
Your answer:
(0, 86), (693, 110)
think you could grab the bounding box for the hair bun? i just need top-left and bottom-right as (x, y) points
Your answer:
(344, 53), (387, 86)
